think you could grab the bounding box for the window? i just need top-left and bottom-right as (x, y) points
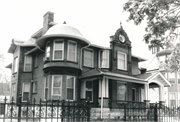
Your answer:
(117, 82), (126, 101)
(11, 83), (16, 100)
(178, 92), (180, 106)
(44, 76), (49, 100)
(46, 42), (50, 58)
(84, 49), (94, 67)
(34, 54), (38, 68)
(67, 41), (77, 62)
(178, 73), (180, 84)
(52, 75), (62, 100)
(24, 55), (32, 71)
(169, 92), (176, 107)
(117, 52), (127, 70)
(99, 50), (109, 68)
(53, 39), (64, 60)
(169, 72), (175, 84)
(85, 81), (93, 102)
(32, 81), (37, 93)
(66, 76), (75, 100)
(22, 83), (30, 102)
(13, 57), (18, 73)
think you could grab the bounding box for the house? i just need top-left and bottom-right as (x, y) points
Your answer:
(6, 11), (171, 119)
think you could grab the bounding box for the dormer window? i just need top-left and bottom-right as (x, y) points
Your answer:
(117, 51), (127, 70)
(53, 39), (64, 60)
(67, 40), (77, 62)
(99, 50), (109, 68)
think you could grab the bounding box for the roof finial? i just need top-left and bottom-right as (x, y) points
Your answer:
(63, 21), (66, 24)
(120, 21), (122, 28)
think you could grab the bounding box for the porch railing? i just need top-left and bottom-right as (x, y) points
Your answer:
(0, 94), (90, 122)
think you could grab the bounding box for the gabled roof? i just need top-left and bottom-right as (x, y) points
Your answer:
(136, 71), (171, 87)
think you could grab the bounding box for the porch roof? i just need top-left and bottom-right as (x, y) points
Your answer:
(136, 72), (171, 87)
(79, 68), (147, 82)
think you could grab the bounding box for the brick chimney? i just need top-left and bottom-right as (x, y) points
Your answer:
(42, 11), (54, 35)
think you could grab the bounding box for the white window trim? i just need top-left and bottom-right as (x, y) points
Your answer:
(13, 57), (18, 73)
(67, 40), (77, 62)
(24, 55), (32, 72)
(66, 76), (76, 100)
(44, 76), (49, 101)
(85, 81), (93, 102)
(22, 82), (30, 102)
(99, 50), (109, 68)
(53, 39), (64, 60)
(51, 75), (62, 100)
(117, 51), (127, 70)
(83, 48), (94, 67)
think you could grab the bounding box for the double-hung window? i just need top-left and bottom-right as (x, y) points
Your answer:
(67, 41), (77, 62)
(52, 75), (62, 100)
(117, 82), (126, 101)
(84, 49), (93, 67)
(11, 83), (16, 100)
(66, 76), (75, 100)
(169, 72), (175, 84)
(53, 39), (64, 60)
(44, 76), (49, 100)
(22, 82), (30, 102)
(117, 52), (127, 70)
(13, 57), (18, 73)
(46, 42), (50, 58)
(32, 81), (37, 93)
(24, 55), (32, 72)
(99, 50), (109, 68)
(169, 92), (176, 107)
(85, 81), (93, 102)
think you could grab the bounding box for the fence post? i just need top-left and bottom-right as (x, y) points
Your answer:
(154, 103), (158, 121)
(18, 93), (22, 122)
(124, 103), (126, 121)
(86, 97), (90, 121)
(3, 97), (7, 122)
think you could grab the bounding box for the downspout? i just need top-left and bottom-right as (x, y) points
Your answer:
(80, 43), (91, 70)
(101, 78), (103, 119)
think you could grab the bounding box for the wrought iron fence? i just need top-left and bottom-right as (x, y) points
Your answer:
(0, 94), (90, 122)
(110, 100), (180, 122)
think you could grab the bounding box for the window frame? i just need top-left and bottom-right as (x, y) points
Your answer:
(24, 55), (32, 72)
(178, 92), (180, 106)
(67, 40), (77, 62)
(117, 51), (127, 70)
(66, 76), (76, 100)
(22, 82), (30, 102)
(83, 48), (94, 67)
(11, 82), (16, 101)
(117, 81), (127, 101)
(132, 88), (136, 101)
(168, 72), (176, 84)
(169, 92), (176, 107)
(99, 50), (109, 68)
(178, 73), (180, 84)
(53, 39), (64, 60)
(51, 75), (62, 100)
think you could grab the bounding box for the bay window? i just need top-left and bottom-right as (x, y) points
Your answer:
(22, 82), (30, 102)
(99, 50), (109, 68)
(84, 49), (94, 67)
(66, 76), (75, 100)
(67, 41), (77, 62)
(117, 51), (127, 70)
(24, 55), (32, 71)
(52, 75), (62, 100)
(53, 39), (64, 60)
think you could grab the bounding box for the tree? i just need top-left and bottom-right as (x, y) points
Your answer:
(123, 0), (180, 72)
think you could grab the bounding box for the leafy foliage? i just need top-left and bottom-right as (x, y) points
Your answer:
(123, 0), (180, 71)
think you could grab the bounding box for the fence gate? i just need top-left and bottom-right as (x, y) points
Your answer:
(0, 96), (90, 122)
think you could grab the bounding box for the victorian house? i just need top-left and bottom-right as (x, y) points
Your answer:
(6, 11), (171, 119)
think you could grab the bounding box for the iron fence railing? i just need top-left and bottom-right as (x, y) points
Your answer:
(109, 100), (180, 122)
(0, 94), (90, 122)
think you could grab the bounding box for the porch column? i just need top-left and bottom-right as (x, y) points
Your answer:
(159, 85), (164, 101)
(144, 83), (149, 100)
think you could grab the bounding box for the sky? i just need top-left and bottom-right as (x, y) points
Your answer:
(0, 0), (154, 74)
